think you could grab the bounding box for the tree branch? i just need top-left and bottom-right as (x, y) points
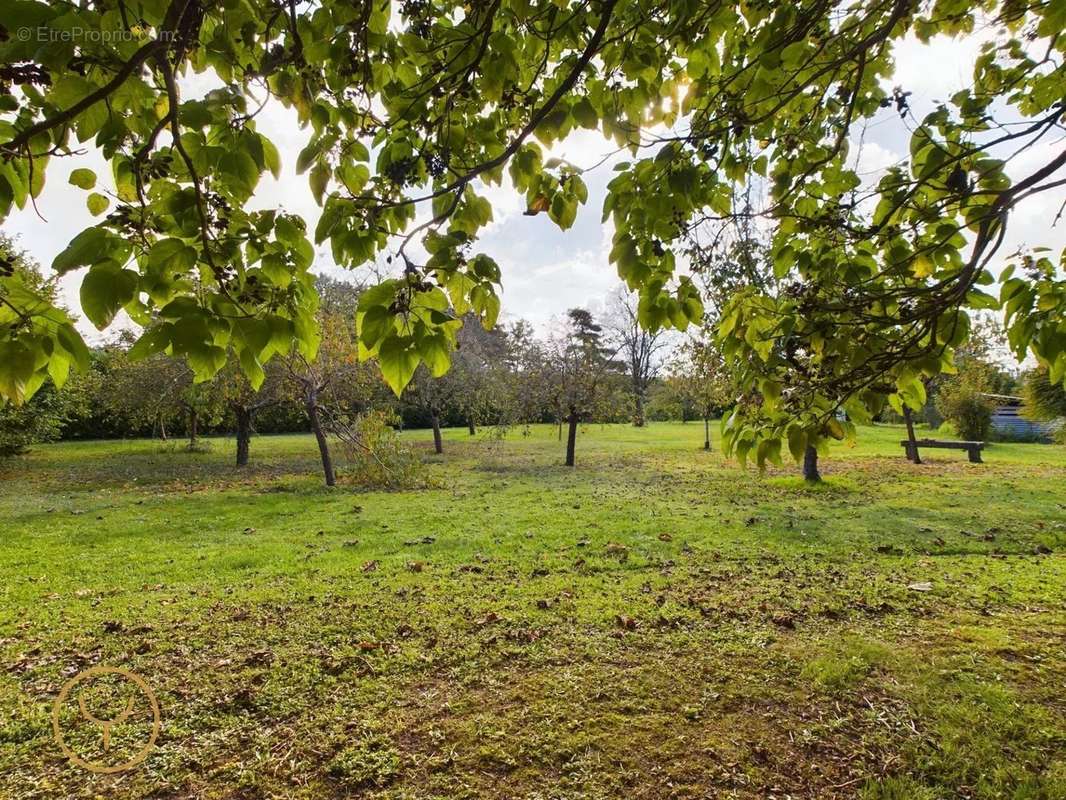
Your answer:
(0, 39), (168, 156)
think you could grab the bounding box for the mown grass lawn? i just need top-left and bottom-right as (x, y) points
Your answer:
(1, 422), (1064, 799)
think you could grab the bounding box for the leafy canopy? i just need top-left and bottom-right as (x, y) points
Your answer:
(2, 0), (1065, 464)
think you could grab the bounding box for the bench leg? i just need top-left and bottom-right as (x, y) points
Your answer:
(968, 449), (982, 464)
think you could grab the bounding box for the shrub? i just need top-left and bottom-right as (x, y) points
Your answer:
(935, 360), (998, 441)
(335, 410), (422, 488)
(0, 384), (68, 458)
(935, 385), (993, 441)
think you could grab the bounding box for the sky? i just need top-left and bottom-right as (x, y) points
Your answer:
(4, 29), (1065, 346)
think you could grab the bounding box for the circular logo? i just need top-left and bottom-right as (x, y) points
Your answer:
(52, 666), (160, 774)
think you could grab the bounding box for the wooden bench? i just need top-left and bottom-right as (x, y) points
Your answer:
(900, 438), (984, 463)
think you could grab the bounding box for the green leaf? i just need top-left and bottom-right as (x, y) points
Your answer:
(417, 332), (452, 377)
(826, 417), (846, 440)
(57, 324), (90, 372)
(357, 279), (399, 312)
(148, 238), (197, 274)
(296, 139), (323, 174)
(572, 97), (598, 129)
(377, 335), (420, 395)
(52, 228), (108, 274)
(0, 341), (36, 404)
(357, 305), (392, 350)
(239, 346), (266, 390)
(80, 265), (138, 329)
(310, 162), (330, 206)
(69, 168), (96, 190)
(549, 194), (577, 230)
(127, 325), (171, 361)
(261, 136), (282, 179)
(772, 244), (794, 279)
(47, 349), (71, 389)
(86, 192), (109, 216)
(275, 216), (303, 246)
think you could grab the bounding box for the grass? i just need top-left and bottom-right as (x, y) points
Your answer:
(0, 422), (1064, 799)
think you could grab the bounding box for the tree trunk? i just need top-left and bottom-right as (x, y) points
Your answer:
(903, 407), (921, 464)
(431, 413), (443, 454)
(307, 397), (335, 487)
(157, 412), (168, 442)
(633, 393), (645, 427)
(235, 407), (252, 467)
(564, 411), (579, 467)
(557, 419), (562, 441)
(467, 416), (476, 436)
(703, 415), (711, 451)
(803, 444), (821, 483)
(188, 409), (198, 446)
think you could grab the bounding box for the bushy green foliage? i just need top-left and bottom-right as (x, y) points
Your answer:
(0, 235), (83, 456)
(3, 0), (1064, 466)
(644, 379), (685, 421)
(935, 379), (994, 441)
(0, 382), (66, 456)
(934, 324), (1013, 442)
(335, 410), (422, 489)
(1022, 367), (1066, 423)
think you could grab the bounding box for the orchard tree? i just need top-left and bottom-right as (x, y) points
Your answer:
(287, 310), (381, 486)
(103, 333), (225, 449)
(499, 318), (554, 430)
(404, 311), (509, 451)
(547, 308), (621, 467)
(2, 0), (1065, 467)
(217, 357), (287, 467)
(180, 377), (227, 447)
(452, 311), (511, 435)
(405, 364), (453, 454)
(603, 286), (671, 427)
(95, 336), (191, 440)
(409, 310), (512, 442)
(668, 333), (733, 451)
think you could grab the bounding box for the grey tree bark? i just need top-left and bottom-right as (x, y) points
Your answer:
(803, 444), (821, 482)
(431, 413), (443, 454)
(306, 394), (335, 486)
(565, 410), (579, 466)
(235, 407), (253, 467)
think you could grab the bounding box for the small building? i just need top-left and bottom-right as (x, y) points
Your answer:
(981, 394), (1058, 441)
